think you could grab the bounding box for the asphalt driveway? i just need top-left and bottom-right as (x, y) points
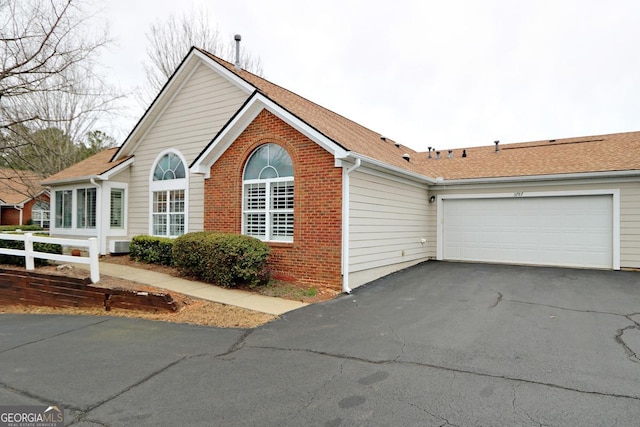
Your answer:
(2, 262), (640, 426)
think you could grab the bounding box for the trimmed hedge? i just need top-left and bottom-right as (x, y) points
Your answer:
(173, 232), (270, 288)
(0, 236), (62, 266)
(129, 235), (174, 266)
(0, 225), (43, 232)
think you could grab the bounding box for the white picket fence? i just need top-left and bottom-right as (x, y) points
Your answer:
(0, 233), (99, 283)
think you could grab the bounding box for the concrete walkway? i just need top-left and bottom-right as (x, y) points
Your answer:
(97, 262), (308, 316)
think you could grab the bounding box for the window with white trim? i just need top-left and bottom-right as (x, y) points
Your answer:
(150, 152), (187, 237)
(110, 188), (125, 229)
(53, 188), (98, 231)
(243, 144), (294, 242)
(153, 152), (186, 180)
(77, 188), (97, 229)
(54, 190), (72, 228)
(32, 200), (50, 228)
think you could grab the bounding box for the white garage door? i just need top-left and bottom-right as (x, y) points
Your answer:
(442, 195), (613, 269)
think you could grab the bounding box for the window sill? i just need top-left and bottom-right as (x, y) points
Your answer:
(51, 228), (97, 235)
(267, 241), (294, 248)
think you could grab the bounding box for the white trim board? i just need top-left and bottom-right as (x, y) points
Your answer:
(191, 94), (348, 177)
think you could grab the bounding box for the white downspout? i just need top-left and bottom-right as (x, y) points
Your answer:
(341, 158), (361, 294)
(89, 178), (104, 254)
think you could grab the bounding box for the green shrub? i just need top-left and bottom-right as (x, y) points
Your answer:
(0, 235), (62, 266)
(129, 235), (174, 266)
(173, 232), (270, 288)
(0, 225), (43, 232)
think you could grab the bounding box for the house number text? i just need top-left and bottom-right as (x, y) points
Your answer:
(514, 192), (524, 197)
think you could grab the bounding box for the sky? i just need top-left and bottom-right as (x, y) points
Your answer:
(94, 0), (640, 151)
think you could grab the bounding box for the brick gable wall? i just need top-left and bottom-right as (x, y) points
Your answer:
(0, 195), (49, 226)
(203, 110), (343, 290)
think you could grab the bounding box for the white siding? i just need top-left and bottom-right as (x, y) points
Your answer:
(127, 63), (249, 237)
(348, 169), (429, 285)
(620, 183), (640, 267)
(430, 179), (640, 269)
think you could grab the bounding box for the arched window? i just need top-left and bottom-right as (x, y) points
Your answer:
(150, 151), (187, 237)
(153, 152), (185, 181)
(243, 144), (294, 242)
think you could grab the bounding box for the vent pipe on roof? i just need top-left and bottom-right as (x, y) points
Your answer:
(448, 149), (453, 159)
(462, 149), (467, 158)
(403, 153), (411, 162)
(494, 140), (500, 152)
(427, 147), (432, 159)
(234, 34), (242, 70)
(436, 151), (441, 160)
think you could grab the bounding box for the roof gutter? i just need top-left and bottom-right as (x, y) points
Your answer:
(40, 157), (134, 187)
(431, 169), (640, 187)
(340, 152), (436, 185)
(41, 175), (102, 186)
(97, 157), (135, 180)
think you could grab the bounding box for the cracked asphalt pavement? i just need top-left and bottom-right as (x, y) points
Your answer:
(2, 261), (640, 426)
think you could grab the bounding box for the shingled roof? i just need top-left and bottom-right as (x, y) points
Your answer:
(43, 47), (640, 185)
(41, 148), (132, 185)
(420, 131), (640, 180)
(0, 169), (46, 205)
(197, 48), (424, 175)
(197, 49), (640, 180)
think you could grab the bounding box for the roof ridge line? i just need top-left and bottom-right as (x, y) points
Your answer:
(198, 47), (399, 149)
(503, 139), (606, 150)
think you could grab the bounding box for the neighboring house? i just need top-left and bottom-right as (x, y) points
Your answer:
(0, 168), (50, 227)
(42, 47), (640, 292)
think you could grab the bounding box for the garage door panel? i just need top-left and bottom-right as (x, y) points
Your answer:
(443, 196), (613, 269)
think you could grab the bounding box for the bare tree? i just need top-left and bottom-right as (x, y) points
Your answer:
(143, 6), (263, 102)
(0, 0), (124, 180)
(1, 0), (109, 127)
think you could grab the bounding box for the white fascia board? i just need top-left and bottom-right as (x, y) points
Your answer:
(261, 97), (348, 157)
(97, 157), (135, 180)
(192, 50), (255, 94)
(113, 50), (255, 162)
(15, 189), (50, 205)
(337, 152), (436, 185)
(190, 100), (262, 176)
(41, 175), (100, 186)
(42, 158), (135, 187)
(191, 94), (348, 177)
(31, 189), (49, 199)
(113, 59), (201, 161)
(433, 169), (640, 187)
